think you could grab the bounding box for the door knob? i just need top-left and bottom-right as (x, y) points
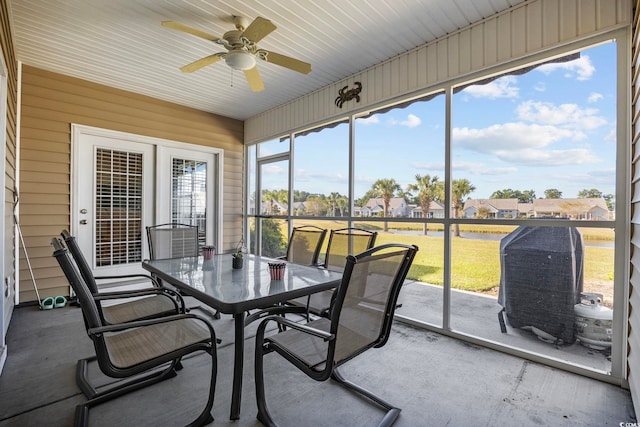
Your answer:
(80, 220), (88, 225)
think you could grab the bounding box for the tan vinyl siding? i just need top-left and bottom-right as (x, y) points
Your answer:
(629, 0), (640, 413)
(245, 0), (632, 143)
(1, 0), (18, 326)
(19, 65), (243, 301)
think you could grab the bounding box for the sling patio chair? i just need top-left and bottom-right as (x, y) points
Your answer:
(52, 238), (218, 427)
(244, 224), (327, 326)
(282, 224), (327, 266)
(254, 243), (418, 427)
(290, 227), (378, 317)
(146, 223), (221, 319)
(61, 229), (185, 325)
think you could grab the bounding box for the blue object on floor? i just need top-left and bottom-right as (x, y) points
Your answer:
(41, 297), (54, 310)
(54, 296), (67, 308)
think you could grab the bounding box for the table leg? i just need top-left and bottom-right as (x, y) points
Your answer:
(230, 311), (245, 420)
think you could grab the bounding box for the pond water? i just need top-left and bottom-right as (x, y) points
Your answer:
(389, 229), (614, 248)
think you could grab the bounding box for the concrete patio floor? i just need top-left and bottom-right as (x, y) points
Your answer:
(0, 293), (635, 427)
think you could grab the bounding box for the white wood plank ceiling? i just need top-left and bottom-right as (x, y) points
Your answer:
(8, 0), (526, 120)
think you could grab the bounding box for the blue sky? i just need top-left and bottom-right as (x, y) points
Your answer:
(262, 40), (617, 202)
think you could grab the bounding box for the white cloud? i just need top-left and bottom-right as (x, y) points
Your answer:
(534, 82), (546, 92)
(296, 169), (346, 183)
(452, 160), (518, 175)
(516, 100), (607, 131)
(495, 148), (599, 166)
(462, 75), (519, 99)
(356, 115), (379, 124)
(401, 114), (422, 127)
(388, 113), (422, 128)
(453, 122), (599, 166)
(454, 122), (573, 152)
(588, 92), (603, 103)
(604, 128), (616, 143)
(536, 55), (595, 81)
(410, 161), (443, 170)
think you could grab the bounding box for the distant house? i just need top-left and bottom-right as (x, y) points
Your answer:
(532, 198), (609, 220)
(463, 197), (610, 220)
(261, 200), (288, 215)
(411, 201), (445, 218)
(462, 199), (520, 219)
(359, 197), (410, 217)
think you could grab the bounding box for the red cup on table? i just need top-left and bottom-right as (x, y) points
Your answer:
(268, 262), (286, 280)
(202, 245), (216, 260)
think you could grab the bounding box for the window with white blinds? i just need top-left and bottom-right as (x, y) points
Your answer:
(95, 148), (143, 266)
(171, 158), (207, 246)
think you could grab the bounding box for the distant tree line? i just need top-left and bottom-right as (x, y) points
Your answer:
(258, 179), (615, 218)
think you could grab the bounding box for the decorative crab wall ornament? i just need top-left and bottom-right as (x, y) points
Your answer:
(334, 81), (362, 108)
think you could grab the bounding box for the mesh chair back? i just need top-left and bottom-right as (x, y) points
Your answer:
(52, 238), (103, 331)
(286, 225), (327, 265)
(330, 244), (417, 365)
(324, 228), (377, 272)
(60, 230), (99, 294)
(147, 223), (199, 260)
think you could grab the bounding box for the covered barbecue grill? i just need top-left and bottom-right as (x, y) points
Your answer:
(498, 225), (584, 344)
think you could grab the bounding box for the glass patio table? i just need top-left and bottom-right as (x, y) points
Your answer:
(142, 253), (342, 420)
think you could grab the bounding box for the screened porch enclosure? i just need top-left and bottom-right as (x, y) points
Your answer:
(245, 37), (621, 381)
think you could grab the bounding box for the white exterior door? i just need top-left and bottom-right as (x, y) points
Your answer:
(74, 129), (155, 278)
(72, 125), (223, 282)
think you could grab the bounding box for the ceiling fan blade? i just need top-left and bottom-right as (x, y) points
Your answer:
(244, 67), (265, 92)
(180, 54), (223, 73)
(241, 17), (276, 43)
(261, 51), (312, 74)
(162, 21), (220, 42)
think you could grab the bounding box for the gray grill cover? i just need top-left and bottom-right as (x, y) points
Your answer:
(498, 226), (583, 344)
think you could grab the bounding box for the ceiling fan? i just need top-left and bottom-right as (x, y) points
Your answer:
(162, 16), (312, 92)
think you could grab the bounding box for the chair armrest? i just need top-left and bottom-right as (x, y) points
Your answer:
(93, 287), (186, 313)
(244, 304), (308, 326)
(94, 273), (161, 287)
(261, 315), (334, 341)
(87, 313), (213, 336)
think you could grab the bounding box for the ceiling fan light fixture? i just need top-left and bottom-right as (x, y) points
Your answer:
(225, 50), (256, 70)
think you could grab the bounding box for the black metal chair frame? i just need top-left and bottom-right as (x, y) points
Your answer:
(283, 224), (327, 265)
(146, 223), (221, 320)
(52, 238), (217, 427)
(301, 227), (378, 317)
(244, 224), (327, 326)
(254, 243), (418, 427)
(61, 229), (186, 323)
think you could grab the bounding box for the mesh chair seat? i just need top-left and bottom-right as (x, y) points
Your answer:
(101, 296), (184, 327)
(105, 317), (212, 369)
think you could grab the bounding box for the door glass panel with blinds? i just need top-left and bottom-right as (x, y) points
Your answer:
(171, 157), (207, 246)
(75, 132), (154, 279)
(95, 148), (144, 267)
(156, 146), (217, 248)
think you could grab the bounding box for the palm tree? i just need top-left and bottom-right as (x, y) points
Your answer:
(327, 192), (340, 216)
(336, 195), (349, 216)
(452, 178), (476, 237)
(407, 174), (443, 235)
(372, 178), (401, 231)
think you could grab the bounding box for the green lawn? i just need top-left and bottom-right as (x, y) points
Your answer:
(285, 220), (615, 300)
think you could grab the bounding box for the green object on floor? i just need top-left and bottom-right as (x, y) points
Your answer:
(54, 296), (67, 308)
(41, 297), (54, 310)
